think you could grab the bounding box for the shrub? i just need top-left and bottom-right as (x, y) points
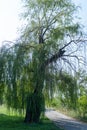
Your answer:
(78, 95), (87, 117)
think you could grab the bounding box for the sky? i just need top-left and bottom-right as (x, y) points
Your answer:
(0, 0), (87, 47)
(73, 0), (87, 30)
(0, 0), (22, 46)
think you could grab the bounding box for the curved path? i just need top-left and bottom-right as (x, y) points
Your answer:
(45, 109), (87, 130)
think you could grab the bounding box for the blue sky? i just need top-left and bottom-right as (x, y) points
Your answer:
(0, 0), (87, 46)
(73, 0), (87, 30)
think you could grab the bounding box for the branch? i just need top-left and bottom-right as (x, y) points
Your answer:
(63, 54), (80, 61)
(45, 49), (65, 66)
(61, 57), (77, 72)
(44, 40), (74, 66)
(44, 38), (87, 67)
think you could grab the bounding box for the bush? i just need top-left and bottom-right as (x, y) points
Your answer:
(50, 98), (62, 109)
(78, 95), (87, 117)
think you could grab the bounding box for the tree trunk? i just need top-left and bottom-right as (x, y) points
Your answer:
(24, 91), (45, 123)
(24, 46), (66, 123)
(24, 41), (45, 123)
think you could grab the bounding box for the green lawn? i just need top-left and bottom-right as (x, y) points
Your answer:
(0, 106), (63, 130)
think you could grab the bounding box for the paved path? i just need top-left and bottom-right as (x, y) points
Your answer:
(45, 109), (87, 130)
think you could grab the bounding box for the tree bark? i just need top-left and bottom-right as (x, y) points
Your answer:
(24, 65), (45, 123)
(24, 91), (45, 123)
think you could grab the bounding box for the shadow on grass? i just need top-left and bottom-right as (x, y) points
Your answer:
(0, 114), (61, 130)
(0, 114), (23, 128)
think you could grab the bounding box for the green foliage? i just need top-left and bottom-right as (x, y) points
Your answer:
(0, 0), (82, 123)
(0, 44), (32, 112)
(0, 84), (5, 104)
(0, 50), (6, 104)
(78, 95), (87, 117)
(21, 0), (80, 44)
(50, 98), (62, 108)
(57, 72), (78, 109)
(44, 72), (79, 110)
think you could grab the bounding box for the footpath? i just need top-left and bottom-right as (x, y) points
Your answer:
(45, 109), (87, 130)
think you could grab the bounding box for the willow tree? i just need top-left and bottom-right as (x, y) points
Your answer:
(18, 0), (83, 123)
(2, 0), (84, 123)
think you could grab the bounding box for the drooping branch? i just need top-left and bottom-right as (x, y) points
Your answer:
(44, 38), (87, 67)
(45, 48), (65, 66)
(44, 40), (74, 66)
(61, 57), (77, 71)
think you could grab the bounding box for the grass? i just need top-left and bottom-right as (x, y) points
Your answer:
(0, 105), (63, 130)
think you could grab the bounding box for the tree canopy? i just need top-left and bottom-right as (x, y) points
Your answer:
(0, 0), (86, 123)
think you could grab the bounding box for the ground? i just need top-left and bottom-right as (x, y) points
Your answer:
(45, 109), (87, 130)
